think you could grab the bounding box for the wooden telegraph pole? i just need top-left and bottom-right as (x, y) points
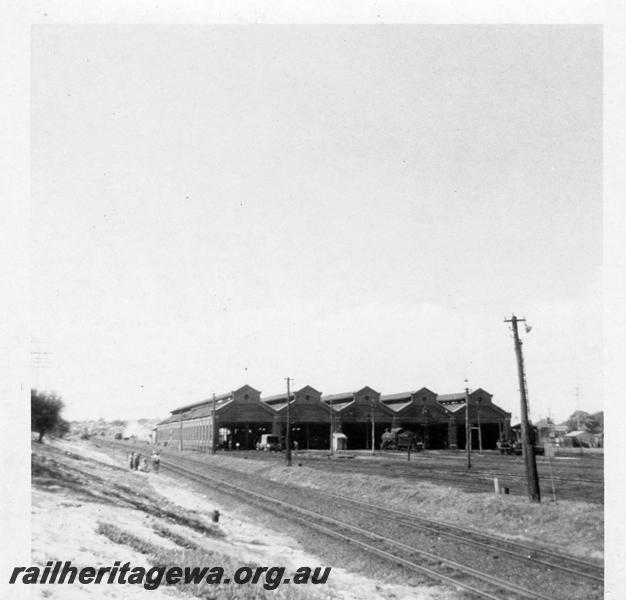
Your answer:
(211, 393), (217, 455)
(329, 396), (334, 456)
(370, 398), (376, 455)
(285, 377), (292, 467)
(505, 315), (541, 502)
(465, 384), (471, 469)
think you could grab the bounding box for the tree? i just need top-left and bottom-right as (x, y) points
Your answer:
(584, 412), (603, 434)
(564, 410), (604, 434)
(53, 418), (71, 438)
(31, 389), (65, 442)
(565, 410), (590, 432)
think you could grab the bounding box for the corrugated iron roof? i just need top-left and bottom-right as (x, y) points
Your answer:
(322, 391), (355, 402)
(172, 392), (232, 414)
(262, 393), (295, 403)
(381, 391), (416, 402)
(437, 393), (466, 402)
(162, 396), (234, 423)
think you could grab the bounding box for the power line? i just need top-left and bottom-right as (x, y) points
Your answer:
(30, 343), (53, 389)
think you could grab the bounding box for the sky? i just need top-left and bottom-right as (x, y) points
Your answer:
(30, 25), (602, 423)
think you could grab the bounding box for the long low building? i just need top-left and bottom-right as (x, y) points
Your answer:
(155, 384), (511, 451)
(156, 385), (275, 451)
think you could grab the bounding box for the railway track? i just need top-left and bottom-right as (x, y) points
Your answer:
(162, 457), (559, 600)
(301, 455), (603, 503)
(379, 463), (603, 487)
(319, 490), (603, 583)
(328, 451), (604, 484)
(380, 450), (603, 471)
(387, 455), (604, 485)
(155, 451), (602, 583)
(236, 448), (604, 488)
(97, 440), (603, 599)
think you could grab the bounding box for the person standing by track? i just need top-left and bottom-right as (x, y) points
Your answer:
(151, 451), (160, 473)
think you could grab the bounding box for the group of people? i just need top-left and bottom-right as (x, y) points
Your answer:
(128, 450), (160, 473)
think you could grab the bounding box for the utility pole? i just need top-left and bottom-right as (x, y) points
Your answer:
(285, 377), (292, 467)
(370, 397), (376, 455)
(465, 384), (471, 469)
(575, 386), (581, 430)
(329, 396), (334, 456)
(211, 393), (217, 455)
(505, 314), (541, 502)
(476, 399), (483, 452)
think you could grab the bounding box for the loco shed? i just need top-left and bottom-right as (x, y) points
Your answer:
(321, 387), (395, 450)
(155, 383), (511, 452)
(262, 385), (330, 450)
(155, 384), (276, 451)
(437, 389), (511, 451)
(380, 388), (450, 449)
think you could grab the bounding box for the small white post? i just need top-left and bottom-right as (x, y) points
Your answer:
(494, 478), (500, 494)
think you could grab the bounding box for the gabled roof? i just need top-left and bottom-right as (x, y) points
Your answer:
(295, 385), (322, 396)
(444, 403), (467, 414)
(382, 400), (414, 413)
(233, 384), (262, 396)
(170, 384), (261, 414)
(327, 400), (355, 413)
(262, 386), (321, 411)
(355, 385), (380, 397)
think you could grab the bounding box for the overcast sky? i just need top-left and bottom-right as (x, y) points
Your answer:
(30, 25), (602, 423)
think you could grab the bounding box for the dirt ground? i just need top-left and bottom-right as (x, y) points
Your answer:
(30, 439), (457, 600)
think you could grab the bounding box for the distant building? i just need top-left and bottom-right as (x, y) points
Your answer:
(381, 388), (449, 449)
(155, 383), (511, 451)
(262, 386), (329, 450)
(156, 385), (275, 451)
(322, 387), (394, 450)
(563, 430), (602, 448)
(436, 389), (511, 450)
